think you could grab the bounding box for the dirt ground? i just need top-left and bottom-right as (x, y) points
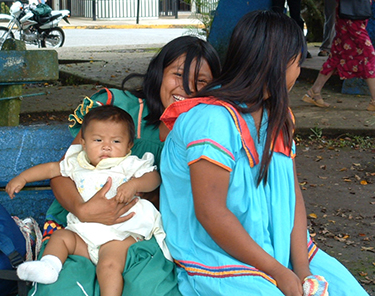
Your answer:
(295, 139), (375, 295)
(18, 79), (375, 294)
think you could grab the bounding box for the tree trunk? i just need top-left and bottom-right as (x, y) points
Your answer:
(301, 0), (324, 42)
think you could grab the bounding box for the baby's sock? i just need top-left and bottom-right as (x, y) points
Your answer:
(17, 255), (62, 284)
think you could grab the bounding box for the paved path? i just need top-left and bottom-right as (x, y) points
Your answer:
(14, 15), (375, 136)
(54, 41), (375, 136)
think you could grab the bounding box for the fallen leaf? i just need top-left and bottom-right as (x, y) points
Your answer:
(318, 176), (328, 179)
(361, 247), (375, 252)
(334, 236), (347, 242)
(360, 180), (368, 185)
(340, 167), (348, 172)
(359, 272), (368, 277)
(315, 156), (323, 162)
(308, 213), (317, 219)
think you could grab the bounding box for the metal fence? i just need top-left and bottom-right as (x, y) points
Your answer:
(160, 0), (217, 17)
(71, 0), (159, 19)
(70, 0), (217, 20)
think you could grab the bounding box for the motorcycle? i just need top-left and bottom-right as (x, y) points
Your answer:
(0, 1), (70, 48)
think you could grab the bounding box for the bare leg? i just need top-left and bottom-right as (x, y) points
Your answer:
(43, 229), (90, 262)
(311, 72), (333, 94)
(96, 237), (136, 296)
(302, 72), (333, 108)
(365, 78), (375, 110)
(17, 229), (90, 284)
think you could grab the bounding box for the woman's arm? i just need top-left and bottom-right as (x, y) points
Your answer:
(50, 130), (137, 225)
(190, 159), (303, 296)
(290, 159), (312, 281)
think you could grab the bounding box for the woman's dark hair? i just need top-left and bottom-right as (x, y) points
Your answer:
(197, 10), (307, 185)
(122, 36), (221, 126)
(81, 105), (135, 144)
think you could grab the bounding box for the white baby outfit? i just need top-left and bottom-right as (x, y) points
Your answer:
(60, 144), (171, 264)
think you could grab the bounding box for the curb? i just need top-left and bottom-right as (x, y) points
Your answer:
(60, 24), (204, 30)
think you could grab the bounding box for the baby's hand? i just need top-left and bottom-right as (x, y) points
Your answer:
(115, 180), (137, 204)
(6, 176), (27, 199)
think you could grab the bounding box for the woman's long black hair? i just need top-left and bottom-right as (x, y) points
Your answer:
(122, 36), (221, 127)
(196, 10), (307, 185)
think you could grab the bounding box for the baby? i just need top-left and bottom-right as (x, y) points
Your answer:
(6, 105), (171, 296)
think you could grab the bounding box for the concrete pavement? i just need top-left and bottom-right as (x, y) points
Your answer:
(20, 16), (375, 137)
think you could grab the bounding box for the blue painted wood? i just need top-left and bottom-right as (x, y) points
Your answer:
(0, 124), (73, 187)
(0, 124), (72, 187)
(0, 190), (55, 227)
(0, 124), (72, 226)
(208, 0), (272, 61)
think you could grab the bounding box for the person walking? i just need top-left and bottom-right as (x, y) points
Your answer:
(318, 0), (336, 56)
(302, 0), (375, 110)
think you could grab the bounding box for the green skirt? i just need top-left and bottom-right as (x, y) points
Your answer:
(28, 237), (181, 296)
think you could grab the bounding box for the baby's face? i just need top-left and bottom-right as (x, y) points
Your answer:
(81, 119), (133, 166)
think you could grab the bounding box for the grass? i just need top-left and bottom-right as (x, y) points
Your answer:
(295, 127), (375, 151)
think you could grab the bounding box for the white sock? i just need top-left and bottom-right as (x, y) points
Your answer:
(17, 255), (62, 284)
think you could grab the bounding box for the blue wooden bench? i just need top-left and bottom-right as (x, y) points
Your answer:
(0, 38), (67, 227)
(0, 124), (72, 227)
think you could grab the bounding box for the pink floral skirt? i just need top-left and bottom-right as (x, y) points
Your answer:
(321, 17), (375, 79)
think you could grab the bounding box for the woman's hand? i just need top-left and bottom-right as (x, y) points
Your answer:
(272, 266), (303, 296)
(76, 177), (137, 225)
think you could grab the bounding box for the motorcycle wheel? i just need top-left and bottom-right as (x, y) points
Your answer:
(0, 27), (15, 48)
(41, 27), (65, 48)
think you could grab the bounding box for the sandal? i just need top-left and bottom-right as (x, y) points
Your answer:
(318, 50), (329, 57)
(302, 89), (330, 108)
(367, 101), (375, 111)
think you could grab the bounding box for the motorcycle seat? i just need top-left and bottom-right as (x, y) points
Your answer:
(39, 13), (61, 24)
(38, 15), (52, 23)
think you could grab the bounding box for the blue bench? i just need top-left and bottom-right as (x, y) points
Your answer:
(0, 124), (72, 227)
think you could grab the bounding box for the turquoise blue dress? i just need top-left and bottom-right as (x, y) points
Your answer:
(160, 98), (369, 296)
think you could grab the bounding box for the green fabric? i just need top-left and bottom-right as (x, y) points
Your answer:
(122, 237), (181, 296)
(28, 238), (181, 296)
(32, 4), (52, 16)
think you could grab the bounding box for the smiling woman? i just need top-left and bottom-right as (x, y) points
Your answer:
(29, 35), (221, 296)
(160, 54), (214, 108)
